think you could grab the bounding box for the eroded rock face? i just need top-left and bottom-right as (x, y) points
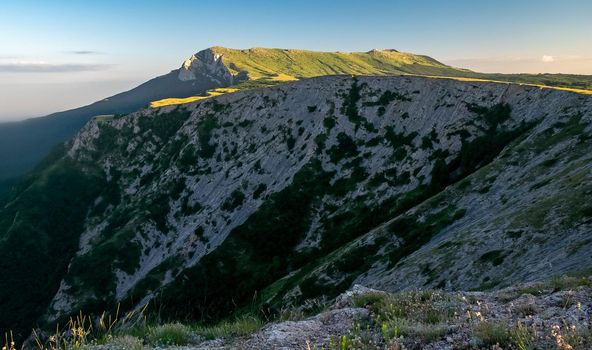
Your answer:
(29, 74), (592, 327)
(178, 48), (235, 85)
(129, 280), (592, 349)
(192, 281), (591, 349)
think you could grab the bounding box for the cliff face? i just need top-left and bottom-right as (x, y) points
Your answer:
(0, 46), (461, 188)
(177, 48), (236, 84)
(2, 45), (590, 190)
(1, 75), (591, 335)
(0, 49), (233, 187)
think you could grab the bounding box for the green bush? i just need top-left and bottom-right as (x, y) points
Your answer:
(195, 316), (263, 340)
(327, 132), (358, 163)
(323, 117), (336, 130)
(473, 321), (512, 347)
(138, 109), (191, 141)
(197, 114), (219, 158)
(341, 79), (362, 124)
(146, 323), (191, 346)
(222, 189), (246, 211)
(479, 250), (506, 266)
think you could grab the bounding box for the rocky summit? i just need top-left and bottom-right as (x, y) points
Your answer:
(1, 71), (592, 348)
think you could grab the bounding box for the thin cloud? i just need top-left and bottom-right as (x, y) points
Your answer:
(66, 50), (101, 55)
(447, 55), (591, 66)
(443, 55), (592, 74)
(445, 56), (539, 65)
(0, 62), (112, 73)
(542, 55), (554, 63)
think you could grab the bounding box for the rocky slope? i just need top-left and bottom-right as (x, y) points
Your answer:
(200, 278), (592, 349)
(69, 276), (592, 349)
(2, 46), (592, 191)
(0, 48), (227, 187)
(0, 46), (462, 188)
(1, 74), (592, 339)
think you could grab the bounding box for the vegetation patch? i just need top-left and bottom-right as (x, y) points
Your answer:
(430, 103), (535, 190)
(196, 114), (220, 158)
(153, 160), (334, 322)
(0, 154), (111, 337)
(362, 89), (411, 108)
(195, 316), (263, 340)
(146, 323), (191, 346)
(340, 79), (375, 130)
(341, 79), (363, 124)
(138, 108), (191, 141)
(387, 205), (466, 267)
(383, 127), (418, 150)
(222, 189), (246, 211)
(479, 249), (506, 266)
(323, 117), (336, 130)
(252, 183), (267, 199)
(327, 132), (358, 163)
(421, 129), (439, 150)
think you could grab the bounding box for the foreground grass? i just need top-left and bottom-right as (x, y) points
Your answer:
(30, 308), (263, 350)
(320, 274), (592, 349)
(23, 273), (592, 350)
(194, 316), (263, 340)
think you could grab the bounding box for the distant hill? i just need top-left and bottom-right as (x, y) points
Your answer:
(1, 46), (591, 194)
(0, 51), (229, 188)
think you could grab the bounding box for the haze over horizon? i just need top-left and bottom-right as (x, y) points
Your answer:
(1, 0), (591, 121)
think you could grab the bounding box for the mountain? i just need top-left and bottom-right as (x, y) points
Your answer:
(0, 49), (232, 192)
(1, 74), (591, 340)
(2, 46), (592, 196)
(0, 47), (458, 190)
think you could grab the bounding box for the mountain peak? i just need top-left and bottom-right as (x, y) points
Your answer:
(178, 47), (233, 84)
(176, 46), (456, 85)
(367, 48), (399, 53)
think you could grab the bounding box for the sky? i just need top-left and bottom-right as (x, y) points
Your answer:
(1, 0), (591, 121)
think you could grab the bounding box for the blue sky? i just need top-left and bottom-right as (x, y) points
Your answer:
(1, 0), (591, 120)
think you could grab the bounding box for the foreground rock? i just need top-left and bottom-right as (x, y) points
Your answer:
(175, 277), (591, 349)
(72, 276), (591, 349)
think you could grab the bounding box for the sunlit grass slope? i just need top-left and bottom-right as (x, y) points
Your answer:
(149, 47), (592, 108)
(208, 46), (467, 79)
(150, 88), (239, 108)
(209, 47), (592, 92)
(150, 47), (467, 108)
(420, 75), (592, 95)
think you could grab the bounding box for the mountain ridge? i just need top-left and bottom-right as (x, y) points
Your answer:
(1, 74), (591, 340)
(1, 46), (592, 194)
(0, 46), (462, 189)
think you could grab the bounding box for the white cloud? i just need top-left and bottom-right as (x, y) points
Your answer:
(542, 55), (554, 63)
(0, 61), (112, 73)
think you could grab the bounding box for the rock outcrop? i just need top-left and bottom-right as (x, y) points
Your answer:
(178, 48), (235, 85)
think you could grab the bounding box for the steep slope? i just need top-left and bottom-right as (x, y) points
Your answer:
(0, 49), (232, 188)
(0, 47), (455, 188)
(2, 47), (592, 194)
(1, 75), (591, 339)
